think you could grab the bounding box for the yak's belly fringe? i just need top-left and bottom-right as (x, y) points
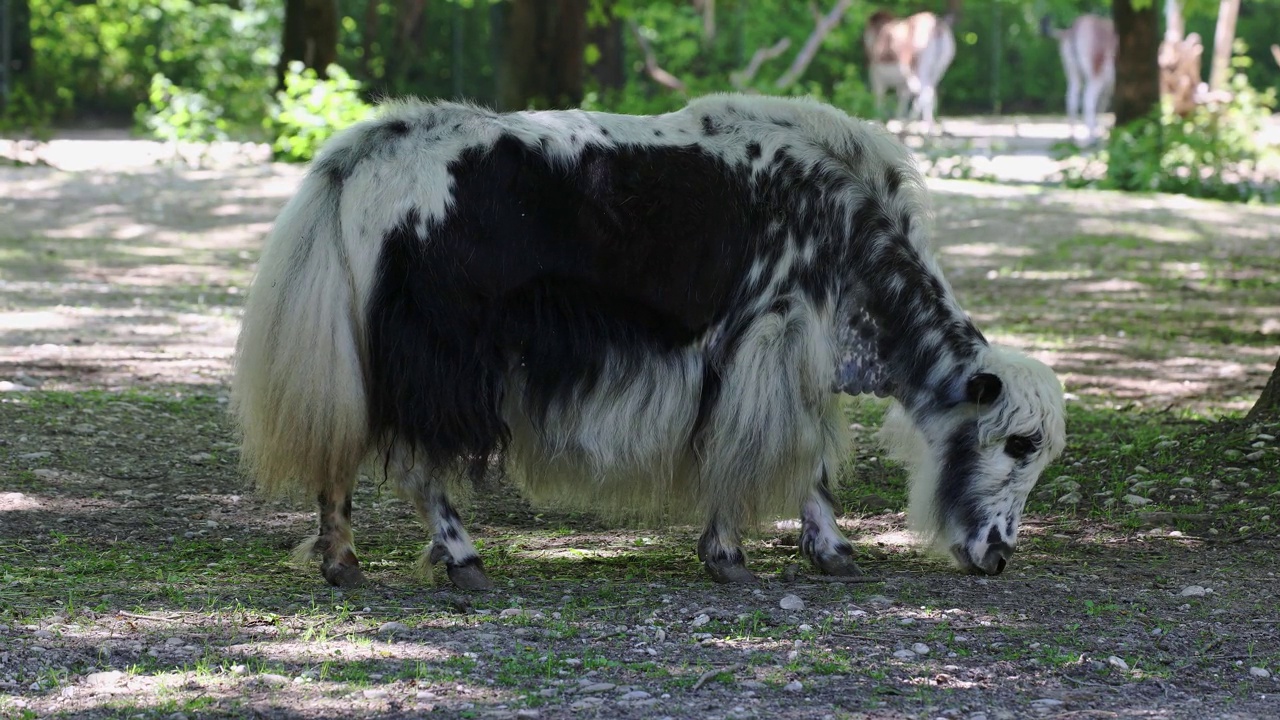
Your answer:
(503, 349), (703, 524)
(503, 299), (852, 527)
(697, 299), (848, 528)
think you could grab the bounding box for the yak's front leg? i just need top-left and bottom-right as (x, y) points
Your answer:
(800, 468), (862, 577)
(698, 513), (757, 584)
(393, 450), (493, 591)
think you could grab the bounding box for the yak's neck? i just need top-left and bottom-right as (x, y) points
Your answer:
(844, 212), (988, 412)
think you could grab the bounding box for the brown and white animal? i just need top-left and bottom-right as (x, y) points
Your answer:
(1159, 33), (1204, 117)
(232, 95), (1066, 590)
(864, 10), (957, 132)
(1045, 14), (1117, 141)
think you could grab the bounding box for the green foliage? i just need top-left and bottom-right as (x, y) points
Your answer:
(138, 74), (233, 144)
(14, 0), (280, 125)
(269, 63), (375, 163)
(1058, 48), (1278, 203)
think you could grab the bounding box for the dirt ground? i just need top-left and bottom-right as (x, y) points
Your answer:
(1, 135), (1278, 720)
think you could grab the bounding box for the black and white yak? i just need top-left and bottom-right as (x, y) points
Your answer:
(231, 94), (1066, 590)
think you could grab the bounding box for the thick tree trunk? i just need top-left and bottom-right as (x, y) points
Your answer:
(1, 0), (32, 109)
(496, 0), (588, 111)
(588, 6), (625, 93)
(1208, 0), (1239, 91)
(1112, 0), (1162, 126)
(278, 0), (340, 90)
(1247, 357), (1280, 422)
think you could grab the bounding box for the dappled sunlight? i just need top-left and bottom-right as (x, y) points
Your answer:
(1076, 218), (1202, 243)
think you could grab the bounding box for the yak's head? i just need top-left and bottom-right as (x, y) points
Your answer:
(877, 346), (1066, 575)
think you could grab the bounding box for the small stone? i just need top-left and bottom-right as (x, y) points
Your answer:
(1057, 492), (1082, 505)
(579, 682), (615, 694)
(1107, 656), (1130, 672)
(620, 690), (651, 701)
(893, 649), (917, 659)
(475, 633), (499, 643)
(18, 452), (51, 460)
(1245, 451), (1265, 462)
(72, 423), (96, 435)
(362, 688), (389, 699)
(1030, 699), (1064, 708)
(563, 658), (582, 667)
(779, 594), (805, 611)
(784, 680), (803, 693)
(33, 469), (57, 478)
(164, 637), (185, 647)
(1180, 585), (1208, 597)
(691, 613), (711, 627)
(187, 452), (213, 463)
(85, 670), (125, 688)
(798, 623), (813, 632)
(569, 698), (603, 710)
(499, 608), (524, 618)
(911, 643), (930, 655)
(516, 711), (541, 719)
(1123, 495), (1151, 506)
(1224, 449), (1244, 460)
(33, 629), (53, 639)
(1249, 667), (1271, 679)
(378, 621), (410, 634)
(229, 664), (247, 675)
(259, 674), (290, 687)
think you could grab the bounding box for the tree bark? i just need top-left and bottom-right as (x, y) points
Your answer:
(588, 4), (625, 93)
(774, 0), (853, 88)
(1208, 0), (1239, 91)
(1247, 356), (1280, 422)
(496, 0), (588, 111)
(2, 0), (32, 98)
(386, 0), (428, 92)
(278, 0), (340, 90)
(1111, 0), (1162, 127)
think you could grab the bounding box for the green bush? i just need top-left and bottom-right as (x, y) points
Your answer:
(269, 63), (375, 163)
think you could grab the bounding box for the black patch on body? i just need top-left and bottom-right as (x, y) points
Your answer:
(366, 134), (766, 472)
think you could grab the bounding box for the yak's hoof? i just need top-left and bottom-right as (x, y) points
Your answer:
(446, 562), (494, 592)
(811, 552), (863, 577)
(705, 560), (759, 585)
(322, 562), (366, 589)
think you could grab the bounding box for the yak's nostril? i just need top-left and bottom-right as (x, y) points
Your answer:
(982, 541), (1014, 575)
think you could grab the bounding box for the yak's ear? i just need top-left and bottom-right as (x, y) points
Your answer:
(965, 373), (1003, 406)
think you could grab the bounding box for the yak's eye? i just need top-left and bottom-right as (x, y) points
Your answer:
(1004, 433), (1040, 460)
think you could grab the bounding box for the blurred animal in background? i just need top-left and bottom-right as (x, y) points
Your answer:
(1043, 14), (1117, 141)
(1159, 33), (1205, 117)
(863, 10), (957, 132)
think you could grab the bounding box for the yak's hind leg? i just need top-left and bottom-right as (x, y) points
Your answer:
(391, 448), (493, 591)
(295, 472), (365, 588)
(800, 466), (862, 576)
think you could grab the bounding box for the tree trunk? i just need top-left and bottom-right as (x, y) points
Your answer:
(1, 0), (32, 110)
(588, 4), (625, 93)
(1112, 0), (1162, 126)
(386, 0), (428, 93)
(496, 0), (588, 111)
(1208, 0), (1239, 91)
(278, 0), (340, 90)
(1247, 356), (1280, 422)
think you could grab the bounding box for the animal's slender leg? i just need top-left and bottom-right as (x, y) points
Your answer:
(1082, 78), (1103, 141)
(698, 512), (757, 584)
(309, 475), (365, 588)
(393, 449), (493, 591)
(799, 466), (862, 576)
